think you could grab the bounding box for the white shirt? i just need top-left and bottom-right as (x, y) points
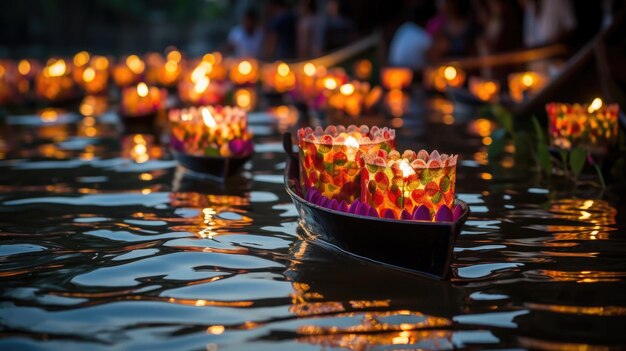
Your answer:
(524, 0), (577, 47)
(388, 22), (432, 70)
(228, 26), (263, 58)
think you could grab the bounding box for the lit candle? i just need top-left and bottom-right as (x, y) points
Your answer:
(113, 55), (145, 87)
(263, 61), (296, 93)
(77, 55), (110, 95)
(120, 82), (167, 116)
(169, 105), (253, 157)
(178, 61), (228, 105)
(424, 65), (466, 92)
(327, 81), (382, 118)
(234, 88), (256, 112)
(35, 58), (77, 102)
(508, 71), (547, 103)
(546, 98), (619, 153)
(229, 58), (259, 85)
(362, 149), (457, 220)
(381, 67), (413, 90)
(468, 77), (500, 102)
(297, 125), (396, 203)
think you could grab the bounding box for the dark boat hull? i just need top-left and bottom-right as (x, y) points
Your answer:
(283, 134), (469, 279)
(172, 150), (251, 181)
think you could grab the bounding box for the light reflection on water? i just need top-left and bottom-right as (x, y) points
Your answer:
(1, 101), (625, 350)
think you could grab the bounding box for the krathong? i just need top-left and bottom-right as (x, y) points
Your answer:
(35, 58), (77, 102)
(297, 125), (395, 203)
(362, 149), (458, 221)
(120, 82), (167, 116)
(169, 105), (253, 158)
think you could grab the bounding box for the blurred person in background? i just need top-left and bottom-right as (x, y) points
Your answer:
(297, 0), (322, 59)
(263, 0), (296, 60)
(388, 1), (435, 70)
(428, 0), (479, 59)
(225, 8), (263, 58)
(319, 0), (357, 53)
(522, 0), (576, 48)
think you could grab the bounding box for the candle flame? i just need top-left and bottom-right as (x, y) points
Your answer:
(303, 62), (316, 77)
(443, 66), (457, 80)
(18, 59), (31, 76)
(521, 73), (534, 87)
(339, 83), (355, 96)
(399, 160), (414, 178)
(345, 136), (359, 149)
(47, 59), (67, 77)
(73, 51), (90, 67)
(137, 82), (149, 97)
(277, 62), (290, 76)
(194, 76), (210, 94)
(126, 55), (145, 74)
(324, 77), (337, 90)
(202, 108), (216, 128)
(166, 50), (182, 63)
(588, 97), (603, 113)
(235, 89), (252, 109)
(238, 60), (252, 75)
(93, 56), (109, 70)
(83, 67), (96, 82)
(165, 60), (178, 73)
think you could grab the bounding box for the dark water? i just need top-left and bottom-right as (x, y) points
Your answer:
(1, 98), (625, 350)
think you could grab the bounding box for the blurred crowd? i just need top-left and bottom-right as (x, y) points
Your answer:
(224, 0), (621, 75)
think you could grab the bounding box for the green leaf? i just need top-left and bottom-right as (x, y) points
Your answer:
(531, 115), (545, 143)
(492, 105), (514, 134)
(537, 142), (551, 175)
(488, 128), (507, 161)
(569, 147), (586, 177)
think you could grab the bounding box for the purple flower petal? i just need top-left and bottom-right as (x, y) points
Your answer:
(319, 196), (329, 208)
(339, 200), (349, 212)
(348, 200), (360, 214)
(435, 205), (453, 222)
(228, 139), (245, 156)
(453, 204), (463, 220)
(412, 205), (431, 221)
(400, 210), (412, 220)
(328, 199), (339, 210)
(356, 202), (369, 216)
(368, 207), (379, 217)
(309, 190), (321, 204)
(383, 209), (396, 219)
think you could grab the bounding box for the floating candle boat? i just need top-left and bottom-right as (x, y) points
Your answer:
(35, 58), (78, 102)
(169, 105), (253, 179)
(508, 71), (547, 103)
(283, 133), (469, 279)
(120, 82), (167, 117)
(297, 125), (395, 203)
(178, 61), (229, 106)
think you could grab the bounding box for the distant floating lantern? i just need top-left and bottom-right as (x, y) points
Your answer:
(327, 80), (382, 118)
(546, 98), (619, 153)
(178, 61), (228, 106)
(35, 58), (78, 102)
(113, 55), (145, 87)
(508, 71), (547, 103)
(169, 105), (253, 158)
(122, 134), (162, 163)
(381, 67), (413, 90)
(120, 82), (167, 117)
(468, 77), (500, 102)
(263, 61), (296, 93)
(229, 58), (259, 85)
(234, 88), (256, 112)
(75, 55), (109, 95)
(424, 65), (466, 92)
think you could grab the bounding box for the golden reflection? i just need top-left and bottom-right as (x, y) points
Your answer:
(536, 270), (625, 283)
(525, 302), (626, 316)
(121, 134), (162, 163)
(268, 105), (298, 133)
(296, 312), (452, 350)
(207, 325), (225, 335)
(549, 199), (616, 227)
(519, 336), (611, 351)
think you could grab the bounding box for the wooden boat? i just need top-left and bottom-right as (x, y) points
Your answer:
(283, 133), (470, 279)
(171, 149), (251, 181)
